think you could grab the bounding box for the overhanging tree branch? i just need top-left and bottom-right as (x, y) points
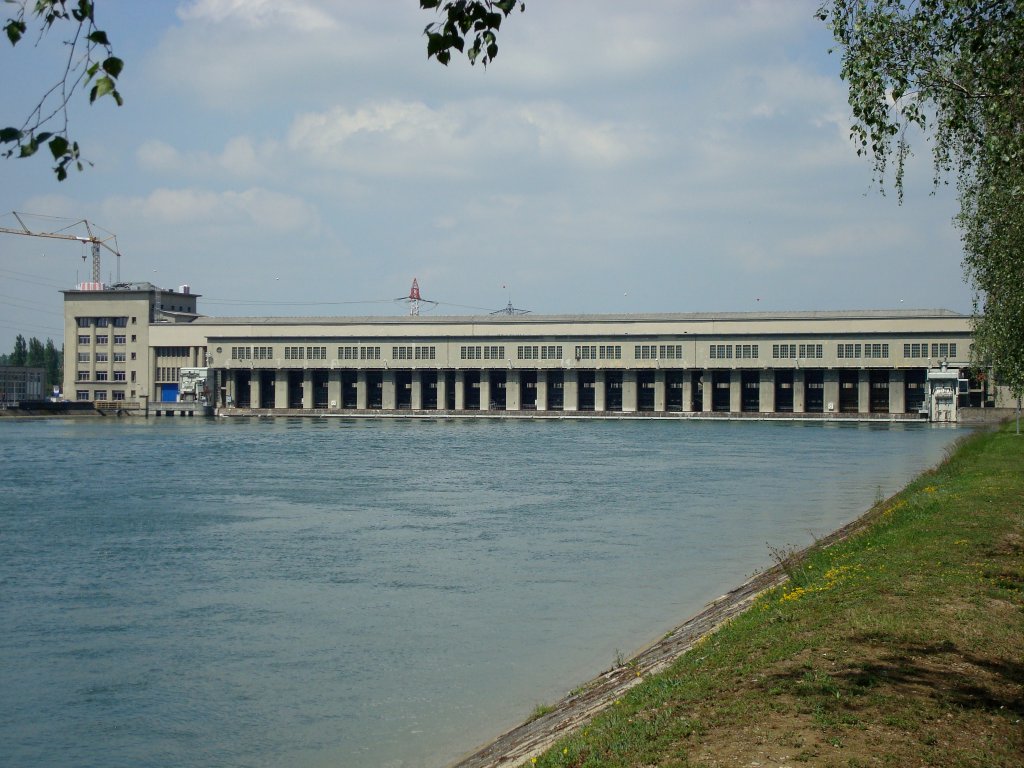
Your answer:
(2, 0), (123, 180)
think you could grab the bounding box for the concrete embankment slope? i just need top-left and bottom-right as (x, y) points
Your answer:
(452, 422), (1023, 768)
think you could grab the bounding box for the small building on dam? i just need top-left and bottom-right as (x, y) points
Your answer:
(61, 281), (1004, 421)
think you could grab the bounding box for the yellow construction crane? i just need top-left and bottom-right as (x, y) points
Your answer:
(0, 211), (122, 286)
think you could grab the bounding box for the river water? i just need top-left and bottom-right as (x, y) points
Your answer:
(0, 417), (964, 767)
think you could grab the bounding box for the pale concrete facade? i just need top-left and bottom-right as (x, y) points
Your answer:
(63, 284), (1009, 416)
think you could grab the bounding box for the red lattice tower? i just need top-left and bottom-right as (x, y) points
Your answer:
(408, 277), (421, 316)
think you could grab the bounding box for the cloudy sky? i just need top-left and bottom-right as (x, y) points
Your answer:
(0, 0), (969, 354)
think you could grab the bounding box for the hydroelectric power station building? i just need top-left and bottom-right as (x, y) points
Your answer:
(62, 282), (999, 420)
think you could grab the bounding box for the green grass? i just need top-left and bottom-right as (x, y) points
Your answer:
(524, 425), (1024, 767)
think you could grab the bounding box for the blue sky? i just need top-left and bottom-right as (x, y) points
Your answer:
(0, 0), (969, 353)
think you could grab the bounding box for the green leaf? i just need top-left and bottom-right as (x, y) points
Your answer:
(102, 56), (123, 78)
(0, 127), (23, 143)
(426, 32), (446, 57)
(5, 19), (26, 45)
(90, 76), (115, 103)
(86, 29), (109, 46)
(48, 136), (69, 160)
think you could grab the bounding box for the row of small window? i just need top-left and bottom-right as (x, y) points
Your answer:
(340, 346), (382, 360)
(393, 346), (437, 360)
(79, 334), (129, 346)
(634, 345), (684, 360)
(232, 346), (274, 360)
(77, 371), (130, 382)
(576, 345), (621, 360)
(837, 343), (890, 359)
(284, 346), (328, 360)
(710, 344), (759, 360)
(905, 342), (957, 358)
(77, 352), (131, 362)
(156, 367), (179, 383)
(518, 345), (564, 360)
(461, 346), (505, 360)
(76, 390), (127, 401)
(156, 347), (191, 358)
(76, 316), (131, 328)
(772, 344), (824, 359)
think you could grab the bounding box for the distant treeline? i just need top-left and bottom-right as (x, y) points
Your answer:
(1, 335), (63, 389)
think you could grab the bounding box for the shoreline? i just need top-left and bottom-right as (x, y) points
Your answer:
(447, 427), (993, 768)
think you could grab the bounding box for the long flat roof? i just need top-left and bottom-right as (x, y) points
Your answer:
(188, 308), (967, 326)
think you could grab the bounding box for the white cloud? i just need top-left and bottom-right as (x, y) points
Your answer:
(107, 187), (319, 235)
(176, 0), (339, 31)
(136, 137), (277, 179)
(286, 98), (651, 177)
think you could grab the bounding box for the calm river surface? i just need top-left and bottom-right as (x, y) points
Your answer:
(0, 417), (965, 767)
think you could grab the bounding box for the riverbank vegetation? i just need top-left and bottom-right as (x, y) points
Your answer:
(526, 424), (1022, 767)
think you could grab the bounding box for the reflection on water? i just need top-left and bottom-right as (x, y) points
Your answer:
(0, 418), (964, 767)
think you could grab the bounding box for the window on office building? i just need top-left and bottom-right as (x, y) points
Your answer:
(635, 345), (657, 360)
(112, 391), (125, 401)
(710, 344), (733, 359)
(863, 343), (889, 359)
(736, 344), (759, 359)
(798, 343), (823, 359)
(77, 370), (89, 381)
(359, 346), (381, 360)
(78, 335), (90, 345)
(113, 317), (128, 327)
(77, 352), (90, 363)
(94, 390), (107, 400)
(541, 345), (563, 360)
(95, 352), (108, 363)
(575, 345), (598, 360)
(659, 344), (683, 359)
(837, 343), (862, 359)
(113, 371), (126, 381)
(113, 335), (126, 345)
(77, 317), (91, 328)
(96, 318), (109, 328)
(95, 371), (108, 381)
(415, 346), (436, 360)
(773, 344), (797, 359)
(284, 346), (304, 360)
(76, 390), (90, 400)
(461, 346), (482, 360)
(95, 335), (108, 345)
(307, 346), (327, 360)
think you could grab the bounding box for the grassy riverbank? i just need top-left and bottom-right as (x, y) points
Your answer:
(526, 424), (1023, 767)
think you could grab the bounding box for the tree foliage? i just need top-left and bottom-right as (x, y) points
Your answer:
(11, 334), (28, 367)
(2, 0), (123, 180)
(420, 0), (524, 67)
(4, 334), (62, 388)
(820, 0), (1024, 399)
